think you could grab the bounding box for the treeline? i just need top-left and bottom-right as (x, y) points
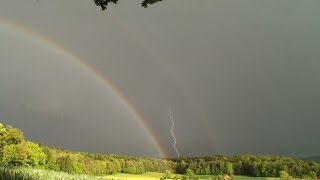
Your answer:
(0, 122), (173, 175)
(171, 155), (319, 179)
(43, 149), (174, 175)
(0, 123), (319, 179)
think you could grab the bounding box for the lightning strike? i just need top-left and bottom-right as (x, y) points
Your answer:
(169, 108), (180, 158)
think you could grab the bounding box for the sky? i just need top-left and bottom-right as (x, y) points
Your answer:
(0, 0), (319, 158)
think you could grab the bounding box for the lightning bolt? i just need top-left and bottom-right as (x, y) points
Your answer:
(169, 108), (180, 158)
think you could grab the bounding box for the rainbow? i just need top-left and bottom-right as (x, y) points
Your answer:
(0, 18), (167, 158)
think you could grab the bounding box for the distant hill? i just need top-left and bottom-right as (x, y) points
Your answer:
(303, 156), (320, 162)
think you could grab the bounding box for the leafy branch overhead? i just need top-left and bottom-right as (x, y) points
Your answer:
(94, 0), (163, 11)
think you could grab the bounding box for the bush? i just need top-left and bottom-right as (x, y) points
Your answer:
(217, 175), (224, 180)
(163, 170), (173, 179)
(185, 168), (199, 180)
(302, 171), (317, 180)
(279, 171), (293, 180)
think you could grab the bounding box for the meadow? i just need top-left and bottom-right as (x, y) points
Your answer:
(0, 168), (164, 180)
(105, 172), (163, 180)
(0, 166), (106, 180)
(198, 175), (281, 180)
(0, 166), (287, 180)
(105, 173), (284, 180)
(106, 174), (297, 180)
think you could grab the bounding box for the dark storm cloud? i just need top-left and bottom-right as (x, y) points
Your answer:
(0, 0), (319, 157)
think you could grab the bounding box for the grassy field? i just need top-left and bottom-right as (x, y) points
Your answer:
(0, 165), (105, 180)
(117, 174), (303, 180)
(0, 166), (289, 180)
(198, 175), (280, 180)
(104, 172), (163, 180)
(105, 173), (283, 180)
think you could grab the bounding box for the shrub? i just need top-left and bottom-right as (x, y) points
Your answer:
(279, 171), (293, 180)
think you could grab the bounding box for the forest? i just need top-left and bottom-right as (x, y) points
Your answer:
(0, 123), (319, 179)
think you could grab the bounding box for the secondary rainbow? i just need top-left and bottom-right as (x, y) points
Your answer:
(0, 18), (167, 158)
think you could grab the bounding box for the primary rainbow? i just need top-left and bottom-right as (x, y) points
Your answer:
(0, 18), (167, 158)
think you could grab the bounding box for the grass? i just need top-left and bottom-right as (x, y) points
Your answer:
(198, 175), (280, 180)
(0, 165), (106, 180)
(0, 165), (164, 180)
(106, 174), (301, 180)
(233, 176), (280, 180)
(198, 175), (283, 180)
(0, 166), (296, 180)
(106, 174), (284, 180)
(104, 172), (163, 180)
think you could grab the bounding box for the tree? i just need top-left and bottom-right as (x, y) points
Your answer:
(0, 124), (28, 166)
(226, 162), (234, 175)
(123, 160), (137, 174)
(141, 0), (163, 8)
(43, 147), (60, 171)
(135, 161), (146, 174)
(163, 170), (173, 179)
(176, 160), (187, 174)
(93, 0), (164, 11)
(0, 123), (6, 140)
(185, 168), (199, 180)
(204, 165), (211, 175)
(0, 123), (7, 159)
(26, 141), (46, 167)
(105, 160), (116, 174)
(110, 157), (122, 173)
(57, 153), (73, 173)
(217, 175), (224, 180)
(279, 171), (293, 180)
(3, 125), (24, 145)
(1, 143), (28, 166)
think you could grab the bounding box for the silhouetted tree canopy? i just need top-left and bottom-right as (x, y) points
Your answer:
(94, 0), (163, 11)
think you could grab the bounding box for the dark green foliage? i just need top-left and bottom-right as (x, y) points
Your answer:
(171, 155), (320, 179)
(93, 0), (118, 11)
(2, 126), (24, 145)
(1, 143), (28, 166)
(26, 141), (46, 167)
(94, 0), (163, 10)
(123, 161), (137, 174)
(185, 168), (199, 180)
(163, 169), (172, 179)
(217, 175), (223, 180)
(0, 123), (28, 166)
(279, 171), (293, 180)
(0, 122), (319, 179)
(141, 0), (163, 8)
